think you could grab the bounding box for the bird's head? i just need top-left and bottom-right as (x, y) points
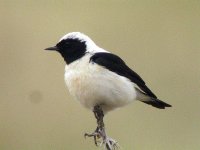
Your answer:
(45, 32), (97, 64)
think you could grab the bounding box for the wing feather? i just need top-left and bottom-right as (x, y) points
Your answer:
(90, 52), (157, 98)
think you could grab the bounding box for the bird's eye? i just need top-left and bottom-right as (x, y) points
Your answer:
(65, 41), (69, 45)
(56, 40), (71, 50)
(64, 41), (72, 48)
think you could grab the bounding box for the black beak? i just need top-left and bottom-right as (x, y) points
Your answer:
(45, 46), (59, 51)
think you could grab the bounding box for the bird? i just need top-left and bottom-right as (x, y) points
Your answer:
(45, 32), (171, 150)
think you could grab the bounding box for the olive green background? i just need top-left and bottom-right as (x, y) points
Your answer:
(1, 0), (200, 150)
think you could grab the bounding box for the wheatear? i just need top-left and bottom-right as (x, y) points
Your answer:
(45, 32), (171, 150)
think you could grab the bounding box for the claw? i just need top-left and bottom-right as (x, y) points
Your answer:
(84, 105), (120, 150)
(84, 131), (100, 146)
(104, 137), (119, 150)
(84, 130), (119, 150)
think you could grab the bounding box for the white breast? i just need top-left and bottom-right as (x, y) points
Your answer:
(64, 54), (137, 113)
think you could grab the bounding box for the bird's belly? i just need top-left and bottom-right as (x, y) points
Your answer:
(64, 64), (136, 112)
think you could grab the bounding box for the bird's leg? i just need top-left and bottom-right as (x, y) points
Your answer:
(85, 105), (119, 150)
(94, 105), (105, 133)
(84, 105), (104, 145)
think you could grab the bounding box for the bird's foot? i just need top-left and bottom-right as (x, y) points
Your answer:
(84, 128), (101, 146)
(103, 137), (119, 150)
(85, 127), (120, 150)
(85, 105), (120, 149)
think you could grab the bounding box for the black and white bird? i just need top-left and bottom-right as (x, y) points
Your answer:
(45, 32), (171, 150)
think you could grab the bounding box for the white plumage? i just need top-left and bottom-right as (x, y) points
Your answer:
(60, 32), (136, 113)
(64, 53), (136, 113)
(45, 32), (171, 150)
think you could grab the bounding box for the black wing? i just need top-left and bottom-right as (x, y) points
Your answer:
(90, 52), (157, 98)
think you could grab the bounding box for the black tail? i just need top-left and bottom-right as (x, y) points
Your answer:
(141, 98), (172, 109)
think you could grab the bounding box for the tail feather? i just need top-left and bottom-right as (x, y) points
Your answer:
(141, 98), (172, 109)
(135, 87), (172, 109)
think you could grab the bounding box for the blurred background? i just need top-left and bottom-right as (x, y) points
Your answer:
(0, 0), (200, 150)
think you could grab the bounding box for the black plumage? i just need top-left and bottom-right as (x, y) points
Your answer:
(56, 38), (87, 64)
(90, 52), (171, 109)
(90, 52), (156, 98)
